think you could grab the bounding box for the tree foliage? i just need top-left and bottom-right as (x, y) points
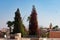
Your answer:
(7, 21), (14, 34)
(7, 8), (27, 36)
(7, 21), (13, 27)
(12, 8), (27, 36)
(53, 25), (59, 31)
(29, 5), (38, 36)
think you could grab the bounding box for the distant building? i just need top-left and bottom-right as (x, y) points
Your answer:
(0, 28), (10, 38)
(0, 31), (4, 38)
(48, 23), (60, 38)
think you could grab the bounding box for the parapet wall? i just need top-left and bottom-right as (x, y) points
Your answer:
(0, 33), (60, 40)
(0, 38), (60, 40)
(49, 31), (60, 38)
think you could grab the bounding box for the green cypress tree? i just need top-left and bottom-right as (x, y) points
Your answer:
(13, 8), (27, 36)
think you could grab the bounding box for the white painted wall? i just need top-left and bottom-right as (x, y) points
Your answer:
(22, 38), (30, 40)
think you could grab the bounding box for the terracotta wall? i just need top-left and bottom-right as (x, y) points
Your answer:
(49, 31), (60, 38)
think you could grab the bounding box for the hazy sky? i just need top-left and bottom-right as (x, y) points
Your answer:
(0, 0), (60, 29)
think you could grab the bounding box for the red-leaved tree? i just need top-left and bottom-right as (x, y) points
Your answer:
(29, 5), (38, 37)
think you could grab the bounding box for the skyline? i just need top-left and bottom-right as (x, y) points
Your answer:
(0, 0), (60, 29)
